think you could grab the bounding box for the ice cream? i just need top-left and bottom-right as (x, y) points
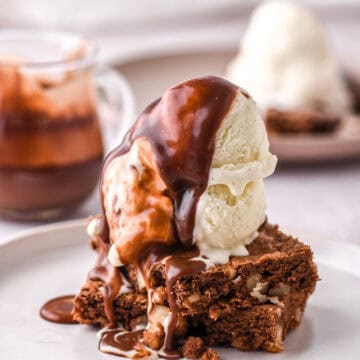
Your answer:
(194, 90), (276, 263)
(226, 0), (351, 115)
(100, 76), (277, 266)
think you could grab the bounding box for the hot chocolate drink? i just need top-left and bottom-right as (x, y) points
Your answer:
(0, 56), (104, 218)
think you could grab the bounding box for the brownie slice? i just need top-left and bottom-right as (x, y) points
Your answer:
(73, 280), (147, 328)
(265, 108), (340, 134)
(73, 223), (318, 357)
(201, 291), (307, 353)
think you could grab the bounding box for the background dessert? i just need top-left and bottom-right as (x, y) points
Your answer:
(226, 0), (353, 134)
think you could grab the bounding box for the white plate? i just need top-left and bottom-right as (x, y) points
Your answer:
(0, 220), (360, 359)
(117, 50), (360, 164)
(269, 116), (360, 164)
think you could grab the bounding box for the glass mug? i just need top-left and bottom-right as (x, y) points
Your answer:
(0, 30), (135, 220)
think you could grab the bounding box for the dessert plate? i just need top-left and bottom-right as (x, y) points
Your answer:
(116, 50), (360, 164)
(268, 116), (360, 163)
(0, 219), (360, 359)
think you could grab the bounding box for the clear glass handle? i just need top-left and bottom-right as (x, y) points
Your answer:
(95, 67), (137, 154)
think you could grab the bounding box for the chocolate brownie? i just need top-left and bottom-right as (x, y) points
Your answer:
(265, 108), (341, 134)
(73, 223), (318, 358)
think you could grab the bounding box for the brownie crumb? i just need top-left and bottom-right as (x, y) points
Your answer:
(201, 348), (220, 360)
(182, 337), (204, 359)
(143, 326), (165, 350)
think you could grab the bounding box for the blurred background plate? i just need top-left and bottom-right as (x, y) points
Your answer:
(0, 220), (360, 359)
(269, 116), (360, 164)
(116, 49), (360, 164)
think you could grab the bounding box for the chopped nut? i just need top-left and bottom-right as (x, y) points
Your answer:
(143, 325), (164, 350)
(269, 283), (291, 297)
(276, 324), (283, 342)
(187, 293), (201, 304)
(295, 307), (303, 322)
(144, 305), (170, 350)
(265, 325), (284, 353)
(129, 315), (147, 330)
(249, 281), (281, 304)
(201, 348), (220, 360)
(133, 342), (153, 358)
(246, 274), (261, 290)
(182, 337), (204, 359)
(152, 287), (167, 305)
(225, 266), (237, 280)
(232, 337), (251, 351)
(250, 281), (269, 302)
(266, 341), (284, 353)
(148, 305), (170, 327)
(233, 275), (241, 284)
(147, 304), (187, 342)
(209, 306), (220, 321)
(175, 314), (188, 337)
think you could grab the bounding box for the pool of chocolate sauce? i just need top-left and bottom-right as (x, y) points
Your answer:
(40, 295), (77, 324)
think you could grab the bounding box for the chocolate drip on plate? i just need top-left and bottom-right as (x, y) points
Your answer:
(40, 295), (77, 324)
(99, 329), (149, 358)
(163, 254), (206, 351)
(87, 216), (122, 327)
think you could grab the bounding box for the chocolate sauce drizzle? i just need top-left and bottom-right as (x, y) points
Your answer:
(103, 76), (238, 247)
(99, 329), (148, 357)
(163, 253), (206, 351)
(87, 217), (122, 327)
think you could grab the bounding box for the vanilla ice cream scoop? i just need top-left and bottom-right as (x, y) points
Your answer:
(226, 0), (351, 115)
(101, 76), (276, 266)
(194, 91), (276, 263)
